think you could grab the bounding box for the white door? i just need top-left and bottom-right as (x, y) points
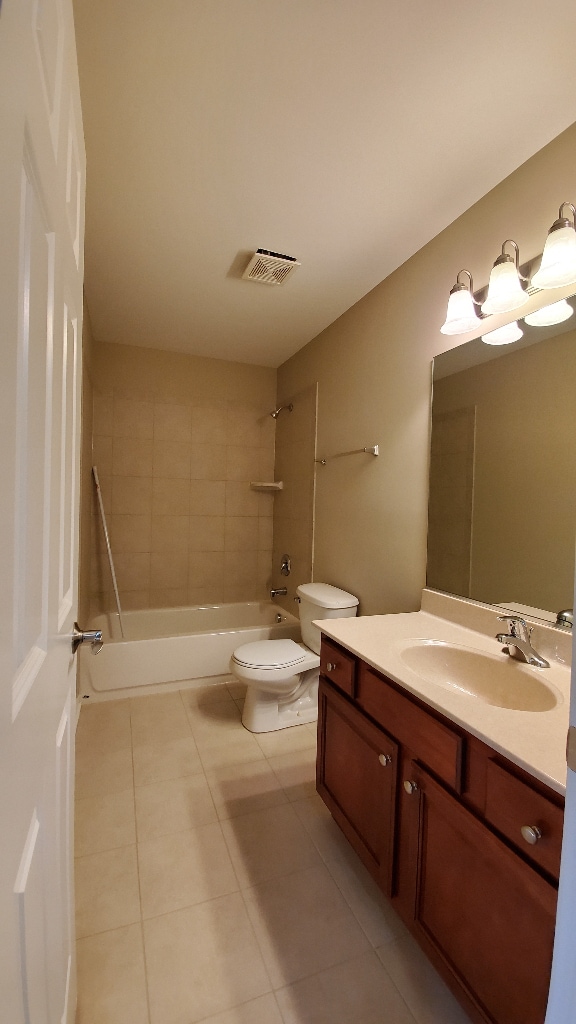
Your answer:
(0, 0), (85, 1021)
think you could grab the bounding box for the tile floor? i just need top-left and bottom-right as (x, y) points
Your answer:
(75, 682), (473, 1024)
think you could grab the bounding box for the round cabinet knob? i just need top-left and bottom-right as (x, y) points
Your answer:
(520, 825), (542, 846)
(378, 753), (392, 767)
(326, 662), (336, 672)
(403, 780), (418, 795)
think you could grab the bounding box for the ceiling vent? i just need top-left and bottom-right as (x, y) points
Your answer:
(242, 249), (300, 286)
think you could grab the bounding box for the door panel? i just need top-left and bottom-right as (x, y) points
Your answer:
(0, 1), (85, 1021)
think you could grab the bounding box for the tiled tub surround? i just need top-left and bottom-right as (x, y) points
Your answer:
(75, 682), (472, 1024)
(317, 589), (572, 793)
(90, 391), (277, 615)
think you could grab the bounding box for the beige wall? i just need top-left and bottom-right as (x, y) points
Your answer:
(85, 343), (277, 615)
(277, 123), (576, 615)
(78, 305), (96, 627)
(432, 330), (576, 612)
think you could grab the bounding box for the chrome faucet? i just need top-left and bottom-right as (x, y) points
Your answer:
(270, 587), (288, 599)
(495, 616), (549, 668)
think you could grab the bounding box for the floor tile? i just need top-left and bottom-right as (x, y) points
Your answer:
(75, 744), (134, 799)
(139, 822), (239, 918)
(291, 794), (353, 864)
(76, 923), (149, 1024)
(325, 845), (408, 948)
(205, 759), (288, 820)
(226, 680), (247, 700)
(275, 950), (417, 1024)
(181, 682), (236, 712)
(255, 724), (317, 758)
(194, 994), (284, 1024)
(75, 845), (140, 938)
(76, 699), (132, 756)
(267, 747), (317, 802)
(190, 703), (266, 769)
(135, 773), (217, 841)
(243, 863), (371, 988)
(133, 734), (203, 786)
(377, 933), (473, 1024)
(220, 803), (321, 888)
(144, 893), (272, 1024)
(75, 788), (136, 857)
(130, 692), (192, 746)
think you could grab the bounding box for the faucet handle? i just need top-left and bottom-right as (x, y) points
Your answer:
(497, 615), (529, 640)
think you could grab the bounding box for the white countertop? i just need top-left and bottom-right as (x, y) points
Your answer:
(318, 605), (571, 796)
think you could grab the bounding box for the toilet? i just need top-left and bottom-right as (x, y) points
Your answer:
(231, 583), (359, 733)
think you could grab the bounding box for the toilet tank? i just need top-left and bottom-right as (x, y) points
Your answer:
(296, 583), (359, 655)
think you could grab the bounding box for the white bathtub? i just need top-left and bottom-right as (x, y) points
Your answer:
(78, 602), (300, 700)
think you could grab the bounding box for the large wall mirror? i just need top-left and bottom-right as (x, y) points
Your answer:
(427, 292), (576, 623)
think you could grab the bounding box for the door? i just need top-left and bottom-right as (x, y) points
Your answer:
(317, 679), (398, 893)
(0, 1), (85, 1022)
(404, 763), (557, 1024)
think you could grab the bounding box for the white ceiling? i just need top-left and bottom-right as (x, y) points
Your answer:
(73, 0), (576, 368)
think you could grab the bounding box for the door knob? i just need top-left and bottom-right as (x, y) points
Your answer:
(403, 780), (418, 795)
(72, 623), (103, 655)
(520, 825), (542, 845)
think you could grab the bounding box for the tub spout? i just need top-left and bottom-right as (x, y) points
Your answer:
(270, 587), (288, 598)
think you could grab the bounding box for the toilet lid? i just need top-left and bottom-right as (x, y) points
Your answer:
(233, 639), (306, 670)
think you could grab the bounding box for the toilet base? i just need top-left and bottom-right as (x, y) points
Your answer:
(241, 670), (319, 733)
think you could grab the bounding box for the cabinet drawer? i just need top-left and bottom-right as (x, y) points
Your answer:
(357, 663), (463, 791)
(320, 638), (356, 697)
(485, 759), (563, 878)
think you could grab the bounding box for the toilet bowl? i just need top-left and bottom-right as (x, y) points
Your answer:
(231, 583), (358, 732)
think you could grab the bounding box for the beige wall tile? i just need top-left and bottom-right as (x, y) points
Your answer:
(152, 477), (190, 515)
(189, 515), (225, 552)
(258, 517), (274, 552)
(225, 517), (259, 552)
(226, 447), (262, 481)
(190, 480), (226, 516)
(153, 440), (191, 479)
(191, 403), (228, 445)
(151, 515), (189, 553)
(190, 443), (227, 480)
(93, 392), (114, 436)
(114, 552), (151, 591)
(224, 550), (259, 585)
(114, 397), (154, 439)
(149, 588), (189, 608)
(121, 590), (151, 610)
(112, 477), (153, 515)
(189, 550), (225, 588)
(113, 437), (154, 477)
(154, 402), (192, 441)
(92, 434), (113, 477)
(225, 481), (260, 517)
(110, 514), (152, 554)
(227, 404), (272, 447)
(188, 584), (226, 605)
(150, 551), (188, 589)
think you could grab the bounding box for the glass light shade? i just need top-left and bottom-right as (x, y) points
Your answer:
(524, 299), (574, 327)
(481, 259), (528, 315)
(481, 321), (523, 346)
(440, 286), (482, 335)
(531, 225), (576, 289)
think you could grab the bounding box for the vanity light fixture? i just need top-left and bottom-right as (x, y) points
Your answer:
(440, 269), (482, 335)
(531, 203), (576, 289)
(481, 321), (523, 346)
(524, 298), (574, 328)
(481, 240), (528, 316)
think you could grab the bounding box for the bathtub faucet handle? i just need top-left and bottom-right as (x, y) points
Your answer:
(72, 623), (104, 656)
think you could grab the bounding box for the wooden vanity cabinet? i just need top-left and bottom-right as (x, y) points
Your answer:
(317, 636), (562, 1024)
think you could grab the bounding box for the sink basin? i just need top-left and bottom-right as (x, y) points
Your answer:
(397, 640), (560, 712)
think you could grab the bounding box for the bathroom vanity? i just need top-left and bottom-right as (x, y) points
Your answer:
(316, 592), (570, 1024)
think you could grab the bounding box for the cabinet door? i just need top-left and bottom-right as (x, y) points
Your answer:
(403, 763), (557, 1024)
(317, 679), (397, 894)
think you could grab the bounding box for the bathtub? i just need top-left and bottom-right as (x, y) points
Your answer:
(78, 601), (300, 700)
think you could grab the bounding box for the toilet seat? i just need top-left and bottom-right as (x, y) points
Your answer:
(233, 638), (306, 670)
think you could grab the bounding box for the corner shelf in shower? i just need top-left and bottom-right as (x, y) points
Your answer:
(249, 481), (284, 492)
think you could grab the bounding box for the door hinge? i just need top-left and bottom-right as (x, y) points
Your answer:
(567, 727), (576, 773)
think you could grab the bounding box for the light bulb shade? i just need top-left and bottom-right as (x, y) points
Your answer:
(440, 285), (482, 335)
(531, 225), (576, 289)
(481, 321), (523, 346)
(524, 299), (574, 327)
(481, 259), (528, 315)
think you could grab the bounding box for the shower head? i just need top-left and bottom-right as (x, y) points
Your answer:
(270, 403), (293, 419)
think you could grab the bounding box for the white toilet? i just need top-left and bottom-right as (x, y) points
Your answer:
(231, 583), (359, 733)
